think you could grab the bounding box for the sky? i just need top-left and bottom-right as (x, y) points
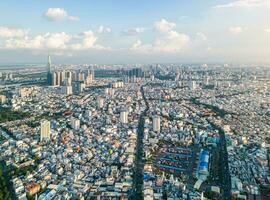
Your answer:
(0, 0), (270, 64)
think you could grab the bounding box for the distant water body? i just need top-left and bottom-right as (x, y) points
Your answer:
(0, 64), (44, 71)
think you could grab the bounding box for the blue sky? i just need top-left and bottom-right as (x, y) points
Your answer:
(0, 0), (270, 64)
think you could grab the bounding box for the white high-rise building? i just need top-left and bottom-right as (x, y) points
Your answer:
(40, 120), (51, 141)
(71, 117), (80, 130)
(52, 71), (61, 86)
(153, 116), (161, 133)
(98, 97), (104, 108)
(204, 77), (209, 85)
(85, 74), (93, 85)
(189, 81), (197, 90)
(120, 109), (128, 123)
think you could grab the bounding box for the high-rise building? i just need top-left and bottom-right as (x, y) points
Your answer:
(5, 73), (13, 80)
(77, 72), (85, 82)
(72, 81), (85, 94)
(120, 109), (128, 123)
(85, 74), (93, 85)
(51, 71), (62, 86)
(97, 97), (104, 108)
(40, 120), (51, 141)
(189, 81), (197, 90)
(71, 117), (80, 130)
(60, 70), (66, 85)
(63, 77), (72, 86)
(61, 85), (73, 95)
(47, 55), (53, 85)
(153, 116), (161, 133)
(204, 76), (209, 85)
(105, 88), (115, 96)
(0, 95), (7, 104)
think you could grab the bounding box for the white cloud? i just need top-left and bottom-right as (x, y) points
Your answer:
(131, 19), (190, 53)
(264, 28), (270, 33)
(5, 32), (71, 49)
(68, 16), (80, 21)
(123, 27), (145, 35)
(196, 32), (207, 41)
(214, 0), (270, 9)
(72, 31), (97, 50)
(154, 31), (190, 52)
(229, 26), (245, 35)
(44, 8), (79, 22)
(4, 31), (102, 50)
(131, 40), (152, 52)
(154, 19), (176, 33)
(0, 26), (29, 38)
(97, 26), (111, 34)
(45, 32), (71, 49)
(131, 31), (190, 53)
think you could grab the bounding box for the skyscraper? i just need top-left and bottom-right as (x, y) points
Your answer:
(47, 55), (53, 85)
(52, 71), (61, 86)
(40, 120), (51, 141)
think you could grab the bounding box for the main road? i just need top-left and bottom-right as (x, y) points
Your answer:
(133, 84), (149, 199)
(190, 99), (231, 200)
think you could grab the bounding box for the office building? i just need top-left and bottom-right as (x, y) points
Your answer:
(47, 55), (53, 85)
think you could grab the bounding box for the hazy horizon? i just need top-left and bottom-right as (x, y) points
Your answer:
(1, 0), (270, 64)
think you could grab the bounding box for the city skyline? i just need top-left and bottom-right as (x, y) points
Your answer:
(0, 1), (270, 199)
(1, 0), (270, 64)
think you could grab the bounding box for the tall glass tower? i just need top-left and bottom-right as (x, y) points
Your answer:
(47, 55), (52, 85)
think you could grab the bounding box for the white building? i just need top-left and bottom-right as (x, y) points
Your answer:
(204, 77), (209, 85)
(153, 116), (161, 133)
(40, 120), (51, 141)
(189, 80), (197, 90)
(71, 117), (80, 130)
(120, 109), (128, 123)
(97, 97), (104, 108)
(85, 110), (92, 119)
